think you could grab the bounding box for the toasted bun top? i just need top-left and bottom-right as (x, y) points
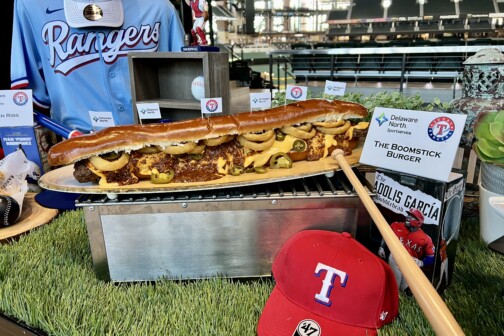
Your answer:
(47, 99), (367, 166)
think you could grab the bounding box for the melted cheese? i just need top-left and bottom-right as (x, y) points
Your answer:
(346, 122), (369, 140)
(244, 135), (299, 168)
(88, 165), (119, 187)
(217, 157), (228, 174)
(323, 134), (338, 159)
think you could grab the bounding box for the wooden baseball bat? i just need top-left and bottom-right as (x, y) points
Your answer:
(331, 149), (464, 336)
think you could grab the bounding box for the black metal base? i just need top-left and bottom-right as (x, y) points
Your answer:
(488, 235), (504, 255)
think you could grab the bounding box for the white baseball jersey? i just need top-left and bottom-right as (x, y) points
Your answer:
(11, 0), (185, 133)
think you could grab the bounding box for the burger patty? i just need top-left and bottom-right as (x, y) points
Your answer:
(73, 160), (99, 183)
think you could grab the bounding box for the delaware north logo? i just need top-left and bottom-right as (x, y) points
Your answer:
(205, 99), (219, 113)
(375, 112), (389, 126)
(13, 92), (29, 106)
(427, 116), (455, 142)
(290, 86), (303, 99)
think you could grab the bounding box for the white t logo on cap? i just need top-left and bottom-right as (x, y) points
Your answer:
(314, 262), (348, 306)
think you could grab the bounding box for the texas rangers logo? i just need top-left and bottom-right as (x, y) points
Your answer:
(13, 92), (29, 106)
(42, 21), (161, 75)
(427, 117), (455, 142)
(290, 86), (303, 99)
(205, 99), (219, 113)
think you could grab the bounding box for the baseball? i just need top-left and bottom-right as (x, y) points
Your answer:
(0, 196), (21, 227)
(191, 76), (205, 101)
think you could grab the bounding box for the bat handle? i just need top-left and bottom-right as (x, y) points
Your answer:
(34, 112), (83, 139)
(331, 149), (464, 336)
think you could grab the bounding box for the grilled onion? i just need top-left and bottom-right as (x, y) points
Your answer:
(241, 129), (275, 142)
(204, 135), (233, 147)
(156, 142), (197, 155)
(237, 133), (276, 151)
(188, 143), (206, 154)
(137, 146), (160, 154)
(281, 125), (316, 139)
(312, 120), (345, 128)
(89, 152), (130, 171)
(316, 121), (351, 135)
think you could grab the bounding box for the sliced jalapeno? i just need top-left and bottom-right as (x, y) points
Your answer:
(231, 165), (244, 176)
(254, 166), (267, 174)
(245, 167), (256, 173)
(292, 139), (307, 152)
(151, 168), (175, 184)
(269, 152), (293, 169)
(275, 130), (286, 141)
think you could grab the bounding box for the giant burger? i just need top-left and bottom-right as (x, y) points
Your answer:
(47, 99), (369, 187)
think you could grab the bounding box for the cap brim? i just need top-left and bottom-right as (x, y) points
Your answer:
(64, 0), (124, 28)
(257, 286), (377, 336)
(34, 190), (79, 211)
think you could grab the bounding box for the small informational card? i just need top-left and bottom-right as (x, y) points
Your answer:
(0, 126), (44, 175)
(285, 85), (308, 101)
(250, 92), (272, 110)
(136, 103), (162, 120)
(89, 111), (116, 130)
(360, 107), (467, 182)
(0, 89), (34, 127)
(324, 80), (346, 96)
(200, 97), (223, 116)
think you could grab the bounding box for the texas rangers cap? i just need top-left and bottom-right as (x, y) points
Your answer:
(64, 0), (124, 28)
(257, 230), (399, 336)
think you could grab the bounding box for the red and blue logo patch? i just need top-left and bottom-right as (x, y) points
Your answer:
(427, 117), (455, 142)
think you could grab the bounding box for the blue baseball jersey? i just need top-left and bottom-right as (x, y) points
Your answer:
(11, 0), (185, 133)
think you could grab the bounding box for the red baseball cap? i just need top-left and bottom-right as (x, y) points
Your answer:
(258, 230), (399, 336)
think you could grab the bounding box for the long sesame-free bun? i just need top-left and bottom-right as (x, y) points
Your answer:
(47, 99), (367, 167)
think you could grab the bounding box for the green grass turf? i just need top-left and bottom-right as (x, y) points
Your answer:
(0, 209), (502, 335)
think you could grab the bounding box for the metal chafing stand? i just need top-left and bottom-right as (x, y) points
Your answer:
(76, 168), (374, 282)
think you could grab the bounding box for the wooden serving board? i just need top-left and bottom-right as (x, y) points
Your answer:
(0, 193), (58, 241)
(39, 146), (363, 195)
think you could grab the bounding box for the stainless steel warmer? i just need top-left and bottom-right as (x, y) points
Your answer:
(76, 169), (373, 282)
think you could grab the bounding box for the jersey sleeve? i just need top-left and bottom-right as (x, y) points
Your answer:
(423, 234), (436, 257)
(11, 0), (51, 111)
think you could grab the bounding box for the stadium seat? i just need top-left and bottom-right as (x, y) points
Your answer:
(290, 43), (313, 72)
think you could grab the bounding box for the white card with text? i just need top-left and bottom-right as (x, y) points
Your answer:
(200, 98), (223, 115)
(136, 103), (162, 120)
(250, 92), (272, 110)
(0, 90), (34, 127)
(360, 107), (467, 182)
(324, 80), (346, 96)
(89, 111), (116, 130)
(285, 85), (308, 101)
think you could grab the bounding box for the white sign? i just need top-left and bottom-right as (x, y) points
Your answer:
(360, 107), (467, 182)
(286, 85), (308, 101)
(89, 111), (116, 129)
(200, 97), (223, 115)
(136, 103), (162, 120)
(374, 172), (442, 225)
(250, 92), (272, 110)
(324, 80), (346, 96)
(0, 90), (34, 127)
